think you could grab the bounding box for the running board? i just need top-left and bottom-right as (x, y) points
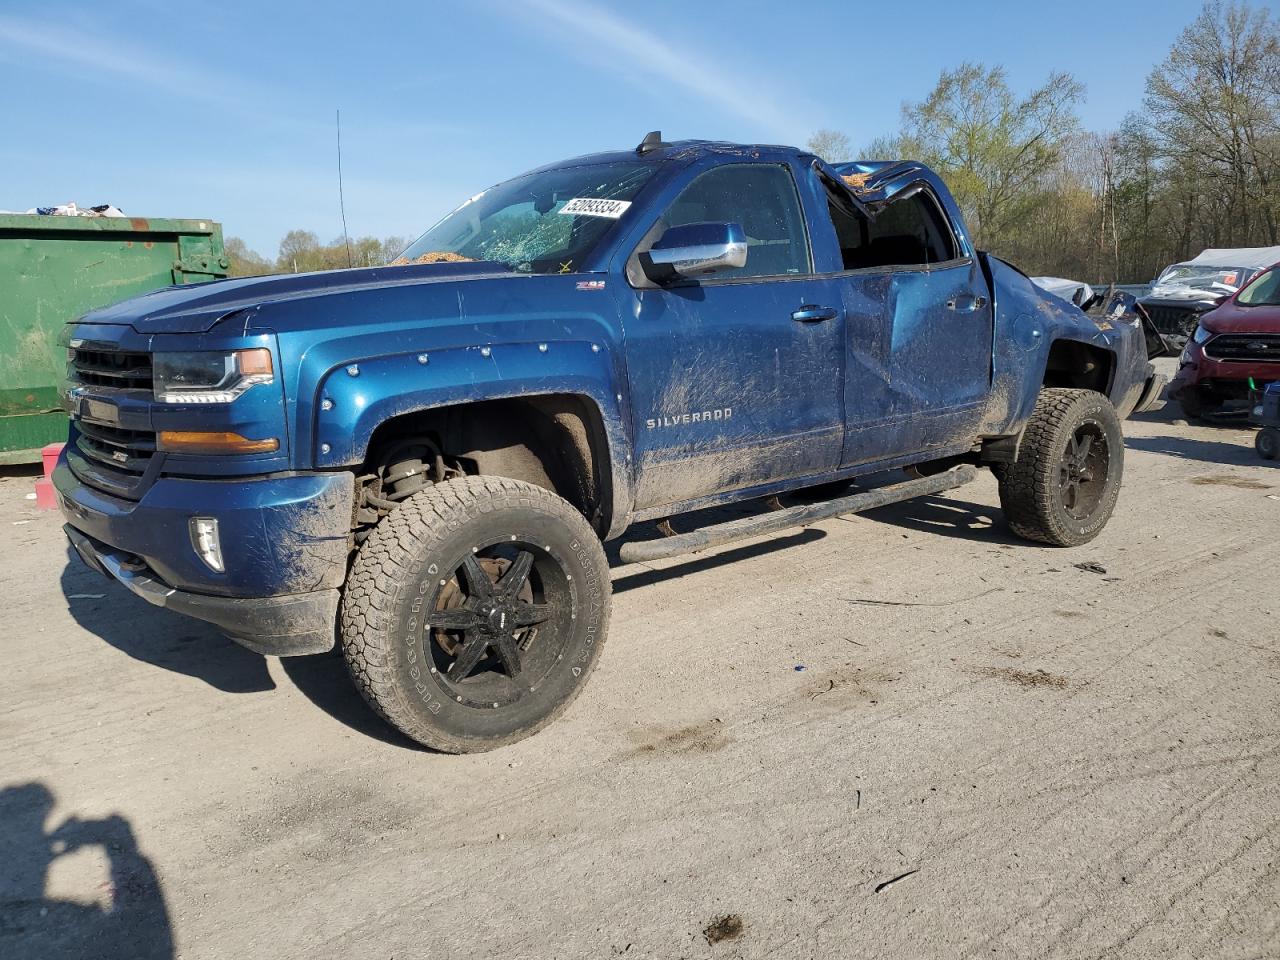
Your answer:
(617, 465), (979, 564)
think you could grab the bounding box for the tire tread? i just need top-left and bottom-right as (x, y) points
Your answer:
(340, 476), (610, 752)
(997, 388), (1122, 547)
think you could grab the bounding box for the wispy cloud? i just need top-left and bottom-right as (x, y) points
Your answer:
(514, 0), (818, 142)
(0, 13), (255, 112)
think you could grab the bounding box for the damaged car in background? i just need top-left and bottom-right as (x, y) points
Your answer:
(56, 135), (1165, 752)
(1034, 276), (1171, 361)
(1139, 247), (1280, 345)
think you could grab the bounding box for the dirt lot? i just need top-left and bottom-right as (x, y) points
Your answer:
(3, 361), (1278, 960)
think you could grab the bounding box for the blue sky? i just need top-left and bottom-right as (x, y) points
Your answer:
(0, 0), (1212, 257)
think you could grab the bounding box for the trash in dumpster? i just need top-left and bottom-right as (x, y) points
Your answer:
(24, 202), (126, 218)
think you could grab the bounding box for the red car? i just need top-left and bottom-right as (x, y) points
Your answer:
(1169, 262), (1280, 418)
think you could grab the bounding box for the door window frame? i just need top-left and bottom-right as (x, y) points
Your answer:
(813, 169), (970, 279)
(625, 160), (815, 289)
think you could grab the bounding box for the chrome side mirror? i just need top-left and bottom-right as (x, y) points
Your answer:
(643, 222), (747, 282)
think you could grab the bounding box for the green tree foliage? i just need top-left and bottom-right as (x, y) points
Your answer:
(224, 236), (274, 277)
(224, 232), (410, 277)
(811, 1), (1280, 282)
(869, 63), (1085, 265)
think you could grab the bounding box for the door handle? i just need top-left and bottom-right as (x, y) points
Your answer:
(946, 294), (988, 313)
(792, 305), (839, 323)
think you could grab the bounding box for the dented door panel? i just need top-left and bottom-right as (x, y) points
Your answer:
(619, 279), (844, 510)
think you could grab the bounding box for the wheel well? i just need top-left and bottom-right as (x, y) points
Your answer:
(1042, 340), (1114, 394)
(361, 395), (612, 534)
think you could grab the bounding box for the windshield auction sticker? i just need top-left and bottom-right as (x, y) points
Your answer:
(558, 197), (632, 219)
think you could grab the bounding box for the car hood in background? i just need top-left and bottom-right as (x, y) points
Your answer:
(1032, 276), (1096, 307)
(1200, 301), (1280, 335)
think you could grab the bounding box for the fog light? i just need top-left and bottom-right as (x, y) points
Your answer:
(189, 517), (224, 573)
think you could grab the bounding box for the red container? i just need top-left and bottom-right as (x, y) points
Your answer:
(41, 442), (64, 480)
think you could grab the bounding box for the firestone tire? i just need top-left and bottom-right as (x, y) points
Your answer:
(1257, 427), (1280, 461)
(995, 388), (1124, 547)
(340, 476), (611, 753)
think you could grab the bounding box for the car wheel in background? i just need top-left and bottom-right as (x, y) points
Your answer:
(1256, 427), (1280, 461)
(1177, 388), (1217, 420)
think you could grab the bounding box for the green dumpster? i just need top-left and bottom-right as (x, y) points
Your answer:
(0, 214), (228, 463)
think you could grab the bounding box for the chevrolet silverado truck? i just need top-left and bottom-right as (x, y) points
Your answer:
(56, 133), (1164, 752)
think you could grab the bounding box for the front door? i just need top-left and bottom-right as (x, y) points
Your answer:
(618, 161), (845, 511)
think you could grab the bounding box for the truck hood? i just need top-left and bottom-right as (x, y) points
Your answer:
(74, 260), (514, 334)
(1201, 301), (1280, 335)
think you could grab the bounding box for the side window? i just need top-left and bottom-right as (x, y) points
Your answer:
(660, 164), (811, 279)
(822, 178), (959, 271)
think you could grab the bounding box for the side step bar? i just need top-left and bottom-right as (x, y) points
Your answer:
(618, 465), (979, 564)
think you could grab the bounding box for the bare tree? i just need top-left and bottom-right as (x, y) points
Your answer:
(806, 129), (851, 162)
(1143, 0), (1280, 245)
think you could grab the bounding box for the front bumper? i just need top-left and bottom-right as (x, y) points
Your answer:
(56, 457), (355, 655)
(66, 526), (338, 655)
(1169, 350), (1280, 399)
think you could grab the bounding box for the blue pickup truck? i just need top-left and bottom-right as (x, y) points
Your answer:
(56, 133), (1163, 751)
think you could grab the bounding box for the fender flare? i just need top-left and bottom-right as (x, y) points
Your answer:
(308, 340), (635, 536)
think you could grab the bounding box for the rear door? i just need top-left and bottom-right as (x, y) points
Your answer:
(617, 160), (845, 510)
(810, 171), (992, 464)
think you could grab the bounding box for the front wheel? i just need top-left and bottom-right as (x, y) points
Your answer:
(340, 476), (611, 752)
(995, 388), (1124, 547)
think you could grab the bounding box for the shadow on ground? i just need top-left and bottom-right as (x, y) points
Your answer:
(278, 651), (420, 749)
(61, 549), (419, 749)
(55, 474), (1034, 749)
(860, 494), (1028, 545)
(608, 527), (826, 592)
(0, 783), (172, 960)
(60, 548), (275, 694)
(1126, 434), (1275, 468)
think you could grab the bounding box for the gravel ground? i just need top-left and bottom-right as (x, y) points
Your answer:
(2, 362), (1278, 959)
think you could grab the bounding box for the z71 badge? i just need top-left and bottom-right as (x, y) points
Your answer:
(646, 408), (732, 429)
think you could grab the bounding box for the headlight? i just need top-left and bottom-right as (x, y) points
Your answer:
(1192, 325), (1213, 344)
(153, 348), (274, 403)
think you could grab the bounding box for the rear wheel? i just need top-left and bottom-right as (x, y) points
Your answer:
(341, 476), (610, 752)
(995, 388), (1123, 547)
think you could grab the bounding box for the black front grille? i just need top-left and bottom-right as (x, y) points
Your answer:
(69, 421), (157, 501)
(1204, 334), (1280, 363)
(1145, 304), (1203, 337)
(77, 421), (156, 473)
(67, 344), (158, 500)
(70, 346), (153, 390)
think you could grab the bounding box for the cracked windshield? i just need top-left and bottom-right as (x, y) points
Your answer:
(396, 161), (655, 274)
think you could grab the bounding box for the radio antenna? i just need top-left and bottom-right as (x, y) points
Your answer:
(336, 108), (353, 268)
